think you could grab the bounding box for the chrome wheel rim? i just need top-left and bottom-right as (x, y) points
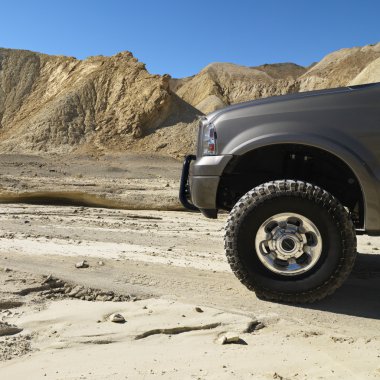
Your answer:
(255, 213), (322, 276)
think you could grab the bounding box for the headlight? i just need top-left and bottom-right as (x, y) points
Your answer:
(202, 122), (217, 155)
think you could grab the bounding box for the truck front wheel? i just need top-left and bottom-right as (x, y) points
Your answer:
(224, 180), (357, 303)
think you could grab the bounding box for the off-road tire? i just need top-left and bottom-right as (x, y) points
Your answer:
(224, 180), (357, 303)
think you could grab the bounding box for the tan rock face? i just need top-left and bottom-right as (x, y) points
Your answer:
(1, 43), (380, 158)
(172, 43), (380, 115)
(298, 43), (380, 91)
(174, 62), (305, 113)
(349, 57), (380, 85)
(0, 49), (182, 154)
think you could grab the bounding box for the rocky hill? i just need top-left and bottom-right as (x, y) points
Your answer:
(171, 62), (306, 114)
(173, 43), (380, 114)
(0, 49), (201, 157)
(0, 43), (380, 158)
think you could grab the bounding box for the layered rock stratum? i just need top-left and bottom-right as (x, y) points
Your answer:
(1, 43), (380, 157)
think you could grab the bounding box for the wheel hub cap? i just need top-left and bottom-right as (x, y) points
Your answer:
(280, 237), (296, 253)
(255, 213), (322, 276)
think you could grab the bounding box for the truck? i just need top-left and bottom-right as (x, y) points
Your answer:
(179, 82), (380, 303)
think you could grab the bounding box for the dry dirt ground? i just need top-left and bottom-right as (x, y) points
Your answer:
(0, 155), (380, 379)
(0, 153), (183, 210)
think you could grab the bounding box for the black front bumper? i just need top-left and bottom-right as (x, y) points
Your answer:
(179, 155), (198, 211)
(179, 155), (218, 218)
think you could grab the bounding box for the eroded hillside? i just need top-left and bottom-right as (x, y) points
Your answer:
(1, 43), (380, 157)
(0, 49), (200, 157)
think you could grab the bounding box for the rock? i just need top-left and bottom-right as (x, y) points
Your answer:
(219, 333), (245, 345)
(75, 289), (88, 298)
(4, 268), (12, 272)
(96, 294), (113, 302)
(97, 261), (105, 266)
(42, 274), (53, 284)
(68, 285), (83, 297)
(64, 286), (72, 294)
(273, 373), (286, 380)
(98, 291), (114, 297)
(244, 320), (265, 333)
(109, 313), (126, 323)
(195, 307), (203, 313)
(0, 322), (23, 337)
(75, 260), (89, 269)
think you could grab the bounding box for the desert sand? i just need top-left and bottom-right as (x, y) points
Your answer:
(0, 153), (184, 211)
(0, 200), (380, 379)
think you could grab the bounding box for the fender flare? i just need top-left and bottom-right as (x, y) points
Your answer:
(228, 132), (380, 232)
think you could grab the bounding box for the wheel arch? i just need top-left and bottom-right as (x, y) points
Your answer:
(219, 135), (380, 232)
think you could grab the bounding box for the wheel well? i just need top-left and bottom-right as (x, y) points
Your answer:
(217, 144), (365, 228)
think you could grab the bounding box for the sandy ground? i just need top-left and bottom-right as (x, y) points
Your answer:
(0, 204), (380, 379)
(0, 154), (380, 379)
(0, 153), (183, 210)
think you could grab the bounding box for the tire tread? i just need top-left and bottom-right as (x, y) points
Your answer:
(224, 180), (357, 303)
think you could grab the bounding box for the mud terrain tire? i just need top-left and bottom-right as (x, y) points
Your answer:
(224, 180), (357, 303)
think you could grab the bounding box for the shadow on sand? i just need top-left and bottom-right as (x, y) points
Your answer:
(298, 252), (380, 319)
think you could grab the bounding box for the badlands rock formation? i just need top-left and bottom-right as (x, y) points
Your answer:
(172, 62), (306, 114)
(0, 48), (200, 156)
(0, 43), (380, 157)
(298, 43), (380, 91)
(350, 56), (380, 85)
(174, 43), (380, 114)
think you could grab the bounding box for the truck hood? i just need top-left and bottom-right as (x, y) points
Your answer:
(206, 85), (359, 123)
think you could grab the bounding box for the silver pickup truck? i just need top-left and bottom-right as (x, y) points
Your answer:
(179, 82), (380, 303)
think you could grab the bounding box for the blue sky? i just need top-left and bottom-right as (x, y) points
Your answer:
(1, 0), (379, 78)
